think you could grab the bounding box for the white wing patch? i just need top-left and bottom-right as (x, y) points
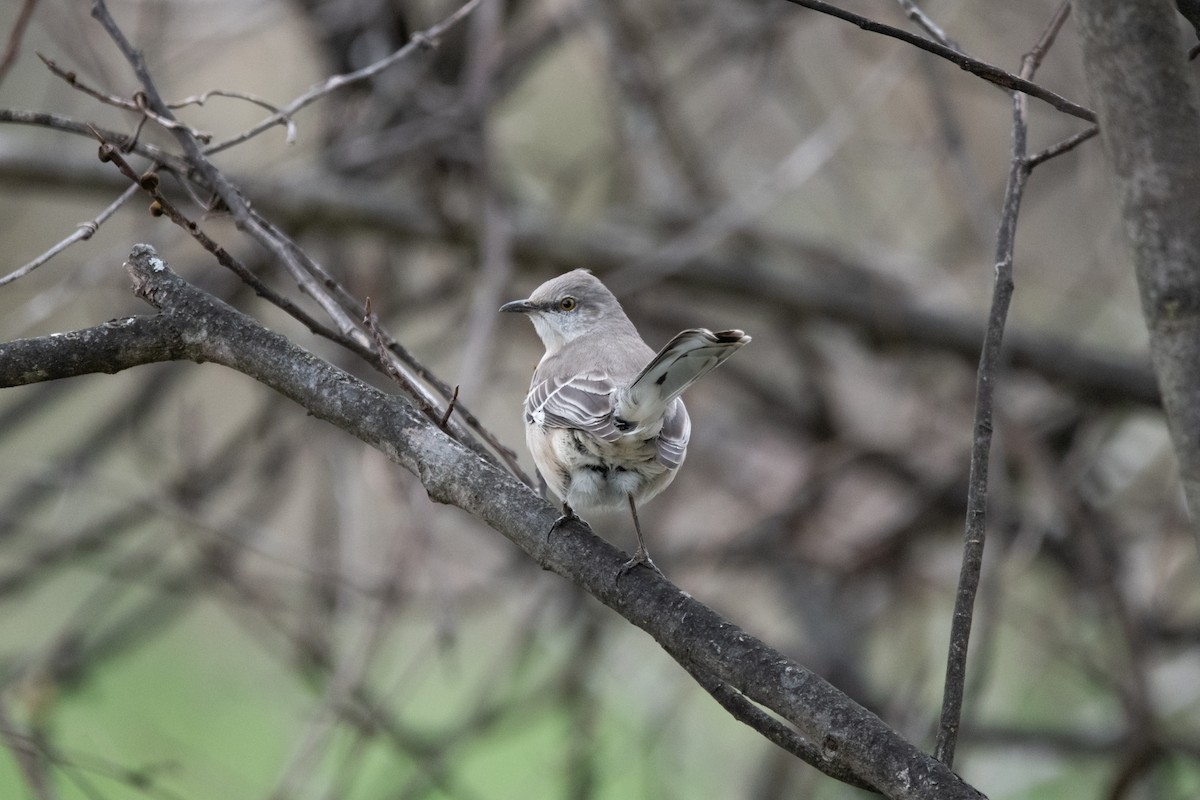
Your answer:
(525, 372), (621, 443)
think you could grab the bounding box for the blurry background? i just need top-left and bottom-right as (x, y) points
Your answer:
(0, 0), (1198, 798)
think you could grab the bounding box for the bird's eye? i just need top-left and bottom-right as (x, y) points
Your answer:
(559, 296), (577, 311)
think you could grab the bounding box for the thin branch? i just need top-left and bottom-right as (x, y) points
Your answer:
(780, 0), (1096, 123)
(0, 109), (191, 171)
(168, 89), (297, 144)
(203, 0), (485, 155)
(892, 0), (959, 51)
(1026, 124), (1100, 169)
(0, 0), (39, 87)
(933, 93), (1023, 771)
(362, 298), (444, 424)
(0, 183), (139, 287)
(1021, 1), (1072, 75)
(934, 1), (1071, 768)
(84, 128), (426, 428)
(439, 386), (460, 429)
(38, 53), (213, 142)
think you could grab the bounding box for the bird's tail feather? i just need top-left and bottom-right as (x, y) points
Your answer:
(616, 328), (750, 432)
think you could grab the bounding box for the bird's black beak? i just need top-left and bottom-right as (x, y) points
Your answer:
(499, 299), (535, 313)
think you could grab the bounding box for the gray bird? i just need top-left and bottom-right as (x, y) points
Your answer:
(500, 269), (750, 572)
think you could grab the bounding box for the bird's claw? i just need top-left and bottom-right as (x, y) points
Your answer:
(547, 504), (584, 543)
(618, 546), (662, 578)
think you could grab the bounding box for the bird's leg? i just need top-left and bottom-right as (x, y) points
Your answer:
(619, 494), (661, 575)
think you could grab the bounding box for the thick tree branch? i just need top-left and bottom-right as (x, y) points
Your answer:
(1076, 0), (1200, 544)
(0, 314), (189, 382)
(0, 245), (985, 799)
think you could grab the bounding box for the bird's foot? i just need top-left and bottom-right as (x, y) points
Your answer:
(548, 503), (585, 543)
(618, 546), (662, 578)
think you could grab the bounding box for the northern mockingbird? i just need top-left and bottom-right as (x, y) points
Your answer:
(500, 269), (750, 571)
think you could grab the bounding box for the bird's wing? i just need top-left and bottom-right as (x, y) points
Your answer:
(525, 371), (621, 443)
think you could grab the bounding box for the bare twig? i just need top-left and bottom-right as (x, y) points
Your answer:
(933, 96), (1023, 770)
(83, 127), (502, 477)
(0, 109), (191, 170)
(38, 54), (213, 142)
(361, 298), (443, 423)
(203, 0), (485, 155)
(0, 184), (139, 287)
(781, 0), (1096, 122)
(1026, 124), (1100, 169)
(892, 0), (959, 51)
(0, 0), (39, 87)
(363, 302), (468, 440)
(1020, 2), (1072, 75)
(440, 386), (460, 429)
(169, 89), (297, 144)
(934, 1), (1072, 768)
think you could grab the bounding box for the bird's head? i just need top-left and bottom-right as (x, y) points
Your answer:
(500, 269), (632, 355)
